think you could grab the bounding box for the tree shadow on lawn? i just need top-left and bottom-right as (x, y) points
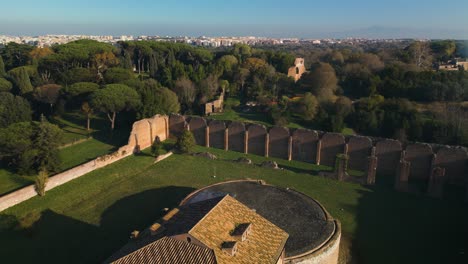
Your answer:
(348, 184), (468, 264)
(0, 186), (195, 264)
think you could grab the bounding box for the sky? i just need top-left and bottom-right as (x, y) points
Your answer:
(1, 0), (468, 39)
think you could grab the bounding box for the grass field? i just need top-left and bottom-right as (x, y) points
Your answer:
(0, 112), (131, 196)
(0, 144), (466, 264)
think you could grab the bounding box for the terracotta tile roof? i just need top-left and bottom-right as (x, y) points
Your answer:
(188, 195), (289, 264)
(111, 237), (217, 264)
(107, 195), (288, 264)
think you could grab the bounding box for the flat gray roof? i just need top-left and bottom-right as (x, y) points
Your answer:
(182, 181), (336, 257)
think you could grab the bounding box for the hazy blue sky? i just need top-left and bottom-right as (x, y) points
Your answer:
(1, 0), (467, 38)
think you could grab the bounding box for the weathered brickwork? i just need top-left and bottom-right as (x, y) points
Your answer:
(208, 120), (225, 149)
(248, 124), (267, 156)
(347, 136), (373, 171)
(404, 144), (434, 181)
(269, 127), (290, 159)
(228, 122), (245, 153)
(169, 114), (186, 137)
(434, 147), (468, 184)
(375, 139), (402, 176)
(188, 117), (207, 146)
(292, 129), (319, 163)
(320, 134), (346, 167)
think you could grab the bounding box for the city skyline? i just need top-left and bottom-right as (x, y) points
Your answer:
(1, 0), (468, 39)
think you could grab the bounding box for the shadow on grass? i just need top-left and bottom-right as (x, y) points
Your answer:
(0, 186), (195, 264)
(348, 184), (468, 264)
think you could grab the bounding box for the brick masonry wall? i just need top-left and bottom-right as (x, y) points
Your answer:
(188, 117), (207, 146)
(347, 136), (373, 171)
(228, 122), (245, 153)
(292, 129), (319, 163)
(247, 124), (267, 156)
(178, 116), (468, 192)
(320, 133), (346, 167)
(208, 120), (225, 149)
(269, 127), (290, 159)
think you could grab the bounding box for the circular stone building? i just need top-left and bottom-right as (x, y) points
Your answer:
(180, 180), (341, 264)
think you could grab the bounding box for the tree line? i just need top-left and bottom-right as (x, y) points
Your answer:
(0, 39), (467, 177)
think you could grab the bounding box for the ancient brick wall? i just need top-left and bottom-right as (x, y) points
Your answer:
(188, 117), (207, 146)
(269, 127), (290, 159)
(347, 136), (373, 171)
(320, 133), (345, 167)
(434, 147), (468, 184)
(228, 122), (245, 153)
(375, 140), (402, 176)
(127, 119), (152, 151)
(169, 114), (186, 137)
(404, 144), (433, 181)
(208, 120), (225, 149)
(149, 115), (169, 143)
(292, 129), (319, 163)
(247, 124), (267, 156)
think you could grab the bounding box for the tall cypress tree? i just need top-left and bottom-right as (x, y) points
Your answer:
(10, 67), (33, 94)
(0, 56), (5, 76)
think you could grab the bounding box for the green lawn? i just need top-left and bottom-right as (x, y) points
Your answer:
(0, 146), (466, 264)
(0, 111), (131, 196)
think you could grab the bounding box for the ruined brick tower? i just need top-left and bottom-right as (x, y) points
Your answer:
(288, 58), (306, 82)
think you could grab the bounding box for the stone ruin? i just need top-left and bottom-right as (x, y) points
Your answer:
(288, 58), (307, 82)
(167, 114), (468, 201)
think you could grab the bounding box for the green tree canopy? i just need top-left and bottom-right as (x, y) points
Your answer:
(0, 118), (63, 174)
(176, 130), (195, 153)
(9, 66), (33, 94)
(299, 63), (338, 101)
(33, 84), (63, 108)
(135, 79), (180, 118)
(0, 78), (13, 92)
(0, 92), (32, 128)
(298, 92), (319, 121)
(0, 56), (5, 76)
(67, 82), (99, 98)
(90, 84), (140, 129)
(104, 67), (134, 83)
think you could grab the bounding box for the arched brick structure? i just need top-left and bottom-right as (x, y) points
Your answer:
(247, 124), (267, 156)
(269, 127), (290, 159)
(169, 114), (186, 137)
(228, 122), (245, 153)
(434, 147), (468, 184)
(347, 136), (373, 171)
(320, 133), (345, 167)
(292, 129), (319, 163)
(375, 140), (402, 176)
(404, 144), (433, 181)
(188, 117), (207, 146)
(208, 120), (226, 149)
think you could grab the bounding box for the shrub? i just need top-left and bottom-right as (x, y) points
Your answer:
(176, 130), (195, 153)
(34, 170), (48, 196)
(151, 137), (163, 158)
